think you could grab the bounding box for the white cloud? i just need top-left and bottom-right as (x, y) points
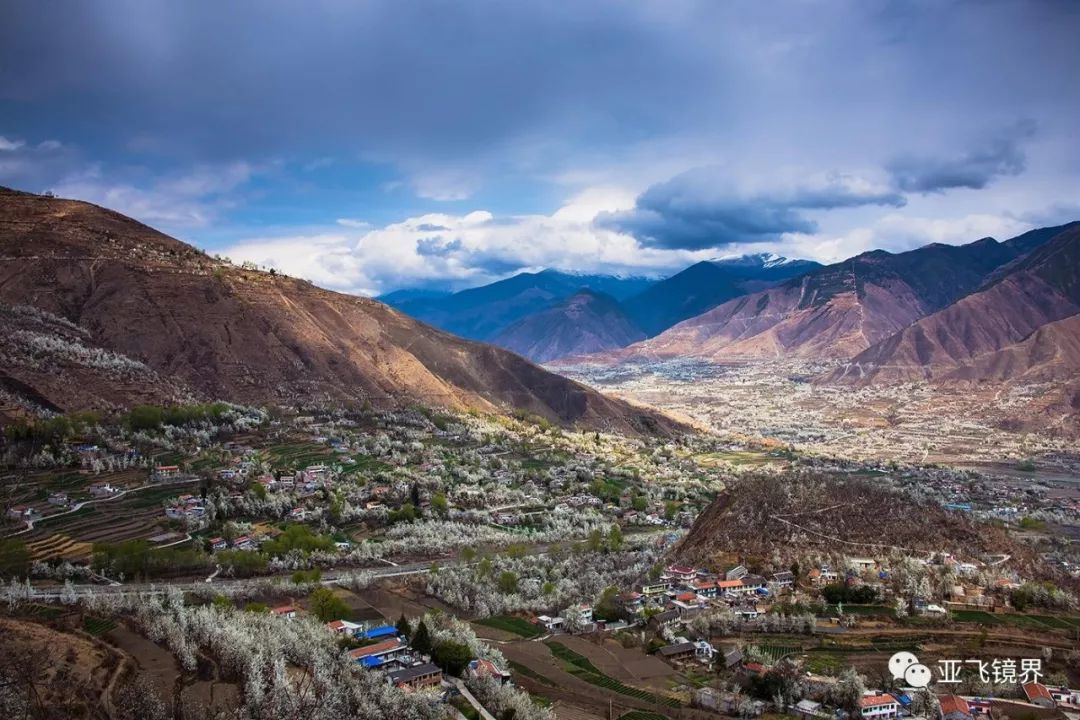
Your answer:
(0, 136), (25, 151)
(335, 218), (371, 229)
(763, 212), (1030, 264)
(49, 161), (255, 229)
(222, 189), (710, 295)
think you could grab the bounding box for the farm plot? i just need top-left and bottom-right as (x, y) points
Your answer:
(25, 534), (94, 562)
(749, 643), (798, 664)
(82, 616), (118, 636)
(475, 615), (544, 639)
(545, 641), (681, 709)
(25, 501), (171, 560)
(262, 442), (337, 469)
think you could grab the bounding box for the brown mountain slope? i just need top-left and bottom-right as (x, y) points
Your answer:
(592, 232), (1059, 363)
(492, 289), (645, 363)
(677, 472), (1049, 580)
(0, 188), (678, 434)
(828, 225), (1080, 384)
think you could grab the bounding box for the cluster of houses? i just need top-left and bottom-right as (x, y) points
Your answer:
(164, 494), (207, 526)
(253, 463), (331, 495)
(207, 534), (257, 551)
(695, 664), (1077, 719)
(293, 613), (513, 698)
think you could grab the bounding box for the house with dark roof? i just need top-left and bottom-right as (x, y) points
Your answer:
(770, 571), (794, 588)
(386, 662), (442, 690)
(657, 641), (696, 661)
(722, 647), (743, 668)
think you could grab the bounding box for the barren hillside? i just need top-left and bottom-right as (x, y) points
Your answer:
(0, 188), (680, 434)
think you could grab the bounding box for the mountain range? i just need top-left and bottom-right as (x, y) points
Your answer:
(829, 223), (1080, 385)
(620, 254), (821, 337)
(380, 269), (653, 343)
(3, 186), (1074, 436)
(599, 225), (1078, 365)
(492, 290), (645, 363)
(382, 253), (821, 362)
(0, 187), (677, 435)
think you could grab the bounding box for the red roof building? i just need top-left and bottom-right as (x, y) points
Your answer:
(1022, 683), (1055, 708)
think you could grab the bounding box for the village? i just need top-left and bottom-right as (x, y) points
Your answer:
(1, 402), (1079, 720)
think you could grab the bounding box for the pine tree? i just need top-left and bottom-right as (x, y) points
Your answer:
(396, 613), (411, 639)
(412, 620), (432, 655)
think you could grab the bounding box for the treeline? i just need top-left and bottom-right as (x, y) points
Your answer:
(92, 540), (268, 579)
(821, 582), (879, 605)
(93, 526), (337, 580)
(3, 411), (101, 442)
(0, 539), (30, 578)
(124, 403), (232, 431)
(3, 402), (234, 443)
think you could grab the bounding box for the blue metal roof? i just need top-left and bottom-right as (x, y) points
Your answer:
(364, 625), (398, 639)
(360, 656), (385, 667)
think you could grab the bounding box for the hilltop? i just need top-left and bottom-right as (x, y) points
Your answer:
(0, 188), (680, 435)
(677, 472), (1045, 577)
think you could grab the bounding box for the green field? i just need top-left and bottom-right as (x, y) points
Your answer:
(82, 616), (117, 636)
(951, 610), (1080, 631)
(751, 644), (798, 664)
(26, 604), (64, 620)
(338, 454), (391, 474)
(825, 604), (896, 618)
(126, 485), (191, 508)
(34, 505), (96, 527)
(475, 615), (544, 638)
(545, 641), (681, 708)
(263, 442), (337, 468)
(508, 660), (556, 686)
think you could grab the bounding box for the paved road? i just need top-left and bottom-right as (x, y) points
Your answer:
(27, 557), (459, 600)
(448, 678), (496, 720)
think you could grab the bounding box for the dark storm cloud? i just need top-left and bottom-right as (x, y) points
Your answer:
(887, 121), (1038, 193)
(416, 237), (463, 258)
(599, 168), (906, 250)
(0, 1), (722, 165)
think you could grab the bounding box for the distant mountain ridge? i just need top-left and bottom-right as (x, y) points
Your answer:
(601, 230), (1062, 363)
(828, 223), (1080, 385)
(492, 289), (645, 363)
(621, 253), (821, 336)
(382, 253), (821, 361)
(380, 269), (654, 342)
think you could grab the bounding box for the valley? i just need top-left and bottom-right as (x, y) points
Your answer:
(555, 357), (1078, 467)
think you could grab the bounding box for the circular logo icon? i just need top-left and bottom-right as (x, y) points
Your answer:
(904, 663), (932, 688)
(888, 651), (919, 680)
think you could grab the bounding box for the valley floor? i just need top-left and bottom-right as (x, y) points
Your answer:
(555, 358), (1078, 468)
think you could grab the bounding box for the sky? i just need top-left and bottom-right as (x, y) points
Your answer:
(2, 0), (1079, 296)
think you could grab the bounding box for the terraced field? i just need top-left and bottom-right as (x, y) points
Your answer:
(25, 533), (94, 562)
(24, 503), (172, 561)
